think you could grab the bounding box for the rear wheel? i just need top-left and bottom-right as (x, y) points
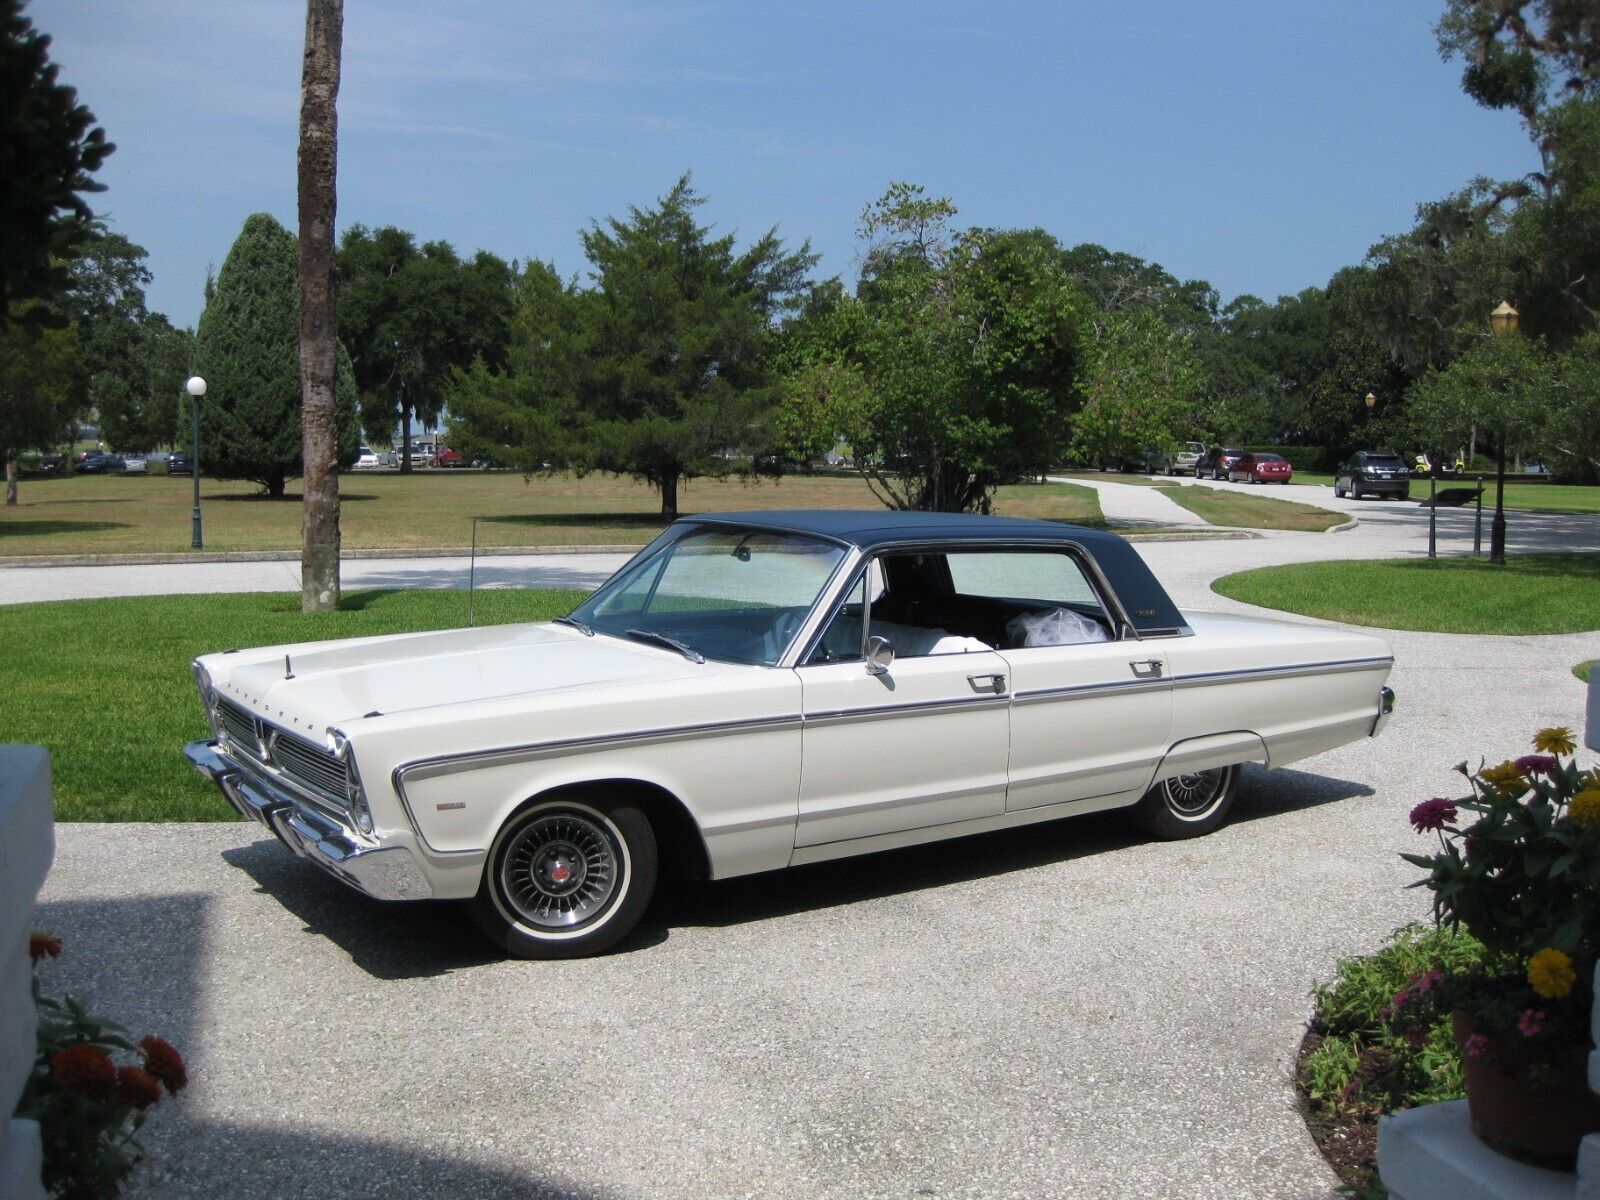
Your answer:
(1135, 765), (1238, 839)
(471, 796), (658, 959)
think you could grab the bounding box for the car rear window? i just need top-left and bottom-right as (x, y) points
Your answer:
(1256, 454), (1284, 463)
(1366, 455), (1404, 465)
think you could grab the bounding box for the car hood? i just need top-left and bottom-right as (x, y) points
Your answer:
(205, 624), (726, 738)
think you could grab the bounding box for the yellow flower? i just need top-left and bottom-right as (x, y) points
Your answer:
(1571, 789), (1600, 830)
(1528, 948), (1577, 1000)
(1533, 727), (1577, 756)
(1479, 759), (1528, 797)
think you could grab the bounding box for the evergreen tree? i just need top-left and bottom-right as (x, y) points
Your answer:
(191, 213), (358, 496)
(0, 320), (82, 504)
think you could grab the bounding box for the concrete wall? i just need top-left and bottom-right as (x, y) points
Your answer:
(0, 747), (54, 1200)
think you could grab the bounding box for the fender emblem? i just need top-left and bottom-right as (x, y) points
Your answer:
(436, 801), (465, 811)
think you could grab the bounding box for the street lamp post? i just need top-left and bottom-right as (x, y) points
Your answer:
(1487, 301), (1519, 566)
(1364, 392), (1376, 451)
(186, 376), (206, 549)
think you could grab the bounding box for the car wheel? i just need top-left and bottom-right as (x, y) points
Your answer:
(471, 795), (658, 959)
(1135, 764), (1238, 839)
(1334, 481), (1345, 497)
(1194, 468), (1203, 479)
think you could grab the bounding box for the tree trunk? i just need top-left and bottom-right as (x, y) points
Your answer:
(660, 470), (679, 519)
(400, 401), (413, 472)
(4, 457), (16, 506)
(297, 0), (344, 613)
(268, 472), (287, 499)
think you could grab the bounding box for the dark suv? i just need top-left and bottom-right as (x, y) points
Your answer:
(1334, 452), (1410, 500)
(1194, 447), (1245, 480)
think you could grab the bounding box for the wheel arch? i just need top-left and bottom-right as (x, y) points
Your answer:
(514, 778), (711, 882)
(1142, 730), (1269, 793)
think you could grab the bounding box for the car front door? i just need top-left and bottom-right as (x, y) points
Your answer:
(794, 562), (1011, 849)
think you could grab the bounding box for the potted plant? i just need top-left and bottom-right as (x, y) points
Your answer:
(1393, 727), (1600, 1167)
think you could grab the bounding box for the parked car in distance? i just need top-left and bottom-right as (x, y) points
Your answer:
(185, 509), (1396, 960)
(1195, 447), (1246, 480)
(352, 446), (381, 469)
(120, 455), (148, 474)
(75, 454), (125, 474)
(1334, 452), (1410, 500)
(434, 448), (464, 468)
(1227, 452), (1293, 484)
(166, 451), (194, 475)
(36, 453), (64, 476)
(1173, 442), (1205, 474)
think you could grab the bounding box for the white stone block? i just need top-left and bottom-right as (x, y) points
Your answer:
(1379, 1101), (1576, 1200)
(1576, 1135), (1600, 1200)
(0, 1120), (44, 1200)
(0, 937), (35, 1139)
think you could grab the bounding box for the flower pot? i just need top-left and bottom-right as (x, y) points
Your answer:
(1453, 1011), (1600, 1169)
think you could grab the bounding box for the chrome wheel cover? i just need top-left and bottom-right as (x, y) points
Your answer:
(1162, 766), (1232, 819)
(498, 808), (624, 931)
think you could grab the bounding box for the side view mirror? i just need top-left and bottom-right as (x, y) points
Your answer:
(865, 634), (895, 676)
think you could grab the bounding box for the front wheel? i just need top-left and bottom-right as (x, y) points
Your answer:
(471, 796), (658, 959)
(1134, 765), (1238, 839)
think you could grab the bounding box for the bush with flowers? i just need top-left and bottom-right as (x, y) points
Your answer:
(1393, 726), (1600, 1073)
(15, 933), (187, 1200)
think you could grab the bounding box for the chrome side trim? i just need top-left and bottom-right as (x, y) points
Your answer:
(1013, 678), (1172, 706)
(804, 693), (1011, 726)
(1170, 656), (1393, 690)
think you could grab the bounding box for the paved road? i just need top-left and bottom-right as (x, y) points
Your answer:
(27, 495), (1600, 1200)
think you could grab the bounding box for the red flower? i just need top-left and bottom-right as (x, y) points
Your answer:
(1409, 798), (1457, 833)
(116, 1066), (162, 1110)
(1464, 1033), (1488, 1059)
(138, 1036), (187, 1094)
(51, 1044), (117, 1101)
(28, 933), (61, 962)
(1515, 754), (1560, 778)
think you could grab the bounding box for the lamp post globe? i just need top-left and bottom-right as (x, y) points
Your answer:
(186, 376), (206, 549)
(1364, 392), (1376, 450)
(1487, 302), (1518, 566)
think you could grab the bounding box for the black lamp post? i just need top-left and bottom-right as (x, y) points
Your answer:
(1487, 301), (1518, 566)
(186, 375), (206, 549)
(1364, 392), (1376, 450)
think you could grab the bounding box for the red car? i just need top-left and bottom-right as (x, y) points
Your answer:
(1227, 452), (1294, 484)
(434, 448), (464, 468)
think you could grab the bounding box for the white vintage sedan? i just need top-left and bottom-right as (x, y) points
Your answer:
(185, 510), (1394, 958)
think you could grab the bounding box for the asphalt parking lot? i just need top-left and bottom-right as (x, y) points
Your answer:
(23, 497), (1600, 1199)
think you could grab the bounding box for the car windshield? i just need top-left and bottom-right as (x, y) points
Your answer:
(568, 524), (848, 666)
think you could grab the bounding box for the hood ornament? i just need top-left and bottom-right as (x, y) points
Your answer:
(284, 654), (295, 680)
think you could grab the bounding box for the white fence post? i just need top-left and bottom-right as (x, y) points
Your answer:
(0, 746), (54, 1200)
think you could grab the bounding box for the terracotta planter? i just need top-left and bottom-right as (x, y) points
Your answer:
(1453, 1010), (1600, 1169)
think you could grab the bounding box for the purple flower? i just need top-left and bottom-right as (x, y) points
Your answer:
(1517, 1009), (1546, 1038)
(1410, 797), (1458, 833)
(1464, 1033), (1488, 1059)
(1515, 754), (1560, 778)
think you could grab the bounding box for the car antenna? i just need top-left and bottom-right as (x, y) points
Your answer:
(468, 517), (478, 628)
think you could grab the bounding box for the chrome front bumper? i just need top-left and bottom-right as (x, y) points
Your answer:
(1371, 686), (1396, 737)
(185, 740), (432, 901)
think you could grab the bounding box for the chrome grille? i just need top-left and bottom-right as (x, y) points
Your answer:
(270, 732), (348, 801)
(216, 698), (261, 753)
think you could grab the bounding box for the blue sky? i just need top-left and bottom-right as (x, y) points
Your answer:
(32, 0), (1539, 329)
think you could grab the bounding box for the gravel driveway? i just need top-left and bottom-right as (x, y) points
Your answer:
(28, 499), (1600, 1199)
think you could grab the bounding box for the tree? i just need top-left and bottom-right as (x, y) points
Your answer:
(0, 0), (114, 325)
(1071, 307), (1202, 467)
(0, 319), (82, 503)
(299, 0), (343, 611)
(1406, 333), (1550, 466)
(336, 227), (514, 470)
(782, 188), (1088, 513)
(577, 175), (816, 517)
(191, 213), (359, 497)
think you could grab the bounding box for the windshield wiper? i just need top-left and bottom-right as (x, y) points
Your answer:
(552, 615), (593, 636)
(624, 628), (705, 663)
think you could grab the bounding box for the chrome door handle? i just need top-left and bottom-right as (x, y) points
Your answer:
(1129, 659), (1164, 679)
(967, 673), (1007, 694)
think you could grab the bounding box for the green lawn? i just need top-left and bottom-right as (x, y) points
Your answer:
(0, 588), (583, 821)
(1579, 659), (1595, 683)
(0, 470), (1106, 557)
(1157, 484), (1347, 532)
(1291, 472), (1600, 514)
(1213, 554), (1600, 634)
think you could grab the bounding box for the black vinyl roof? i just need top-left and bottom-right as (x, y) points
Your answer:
(680, 509), (1190, 637)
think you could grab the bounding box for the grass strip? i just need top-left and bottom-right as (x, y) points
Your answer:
(1157, 484), (1346, 532)
(0, 588), (583, 821)
(1578, 659), (1595, 683)
(0, 471), (1108, 558)
(1213, 553), (1600, 634)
